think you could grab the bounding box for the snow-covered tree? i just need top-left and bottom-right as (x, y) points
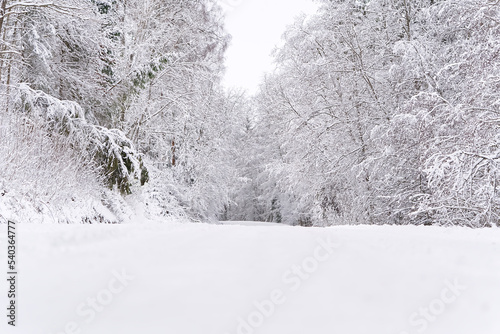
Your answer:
(0, 0), (237, 223)
(249, 0), (499, 227)
(375, 0), (500, 226)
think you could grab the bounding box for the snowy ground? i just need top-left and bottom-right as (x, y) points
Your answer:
(1, 221), (499, 334)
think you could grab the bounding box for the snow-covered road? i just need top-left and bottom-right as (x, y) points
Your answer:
(1, 222), (499, 334)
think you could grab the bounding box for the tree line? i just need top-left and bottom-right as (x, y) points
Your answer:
(228, 0), (500, 228)
(0, 0), (498, 227)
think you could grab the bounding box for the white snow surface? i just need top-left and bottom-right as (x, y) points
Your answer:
(219, 221), (286, 227)
(1, 222), (499, 334)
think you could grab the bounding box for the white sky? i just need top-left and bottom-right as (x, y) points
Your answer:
(219, 0), (319, 94)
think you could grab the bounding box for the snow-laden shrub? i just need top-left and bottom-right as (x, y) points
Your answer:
(0, 111), (112, 224)
(16, 84), (148, 194)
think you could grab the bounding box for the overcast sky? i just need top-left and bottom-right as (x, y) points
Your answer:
(219, 0), (318, 94)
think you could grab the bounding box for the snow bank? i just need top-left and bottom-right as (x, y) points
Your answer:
(0, 223), (498, 334)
